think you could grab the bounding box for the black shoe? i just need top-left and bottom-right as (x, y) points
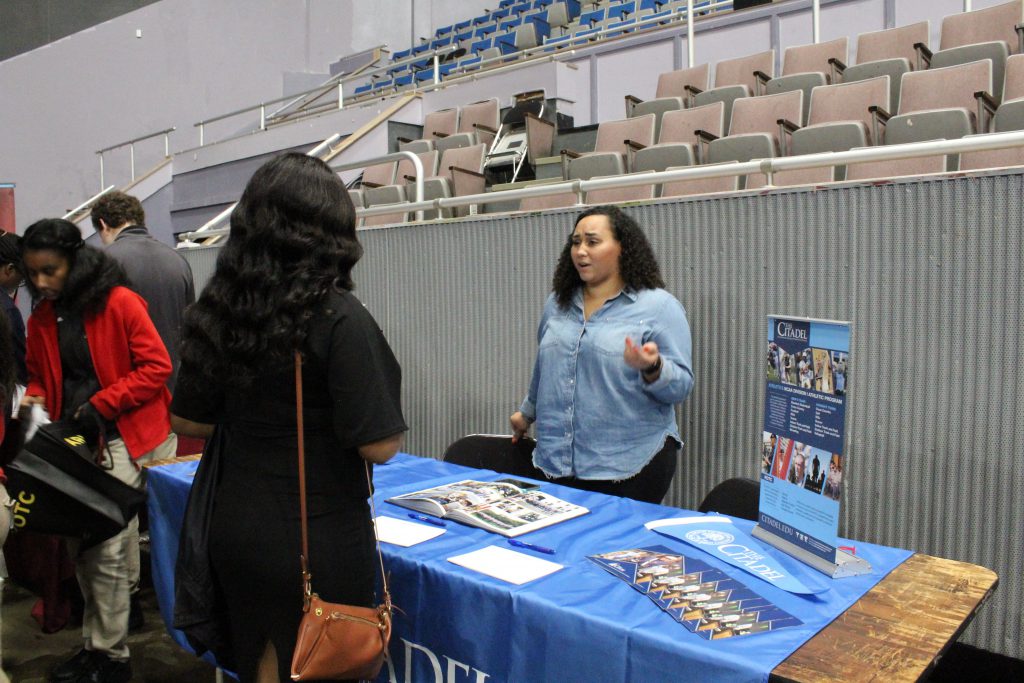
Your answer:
(128, 593), (145, 633)
(75, 655), (132, 683)
(50, 649), (100, 682)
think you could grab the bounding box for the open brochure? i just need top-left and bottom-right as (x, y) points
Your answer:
(386, 479), (588, 537)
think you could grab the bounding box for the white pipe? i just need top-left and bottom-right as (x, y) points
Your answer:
(687, 0), (695, 67)
(343, 130), (1024, 223)
(813, 0), (820, 44)
(63, 186), (115, 220)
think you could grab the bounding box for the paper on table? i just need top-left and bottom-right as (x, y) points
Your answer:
(374, 515), (446, 547)
(447, 545), (563, 585)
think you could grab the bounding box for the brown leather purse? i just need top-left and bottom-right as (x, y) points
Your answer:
(290, 352), (393, 681)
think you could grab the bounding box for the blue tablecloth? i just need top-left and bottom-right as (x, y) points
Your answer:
(147, 453), (912, 683)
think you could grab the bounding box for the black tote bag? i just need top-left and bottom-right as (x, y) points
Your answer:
(4, 421), (146, 548)
(172, 426), (236, 672)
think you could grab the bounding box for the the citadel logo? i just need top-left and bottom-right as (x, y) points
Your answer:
(775, 320), (809, 342)
(381, 638), (491, 683)
(684, 529), (735, 546)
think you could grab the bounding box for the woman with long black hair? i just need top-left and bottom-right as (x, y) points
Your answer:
(171, 152), (407, 682)
(19, 218), (176, 683)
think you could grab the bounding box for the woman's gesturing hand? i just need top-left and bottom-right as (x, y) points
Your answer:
(510, 411), (531, 444)
(624, 337), (660, 372)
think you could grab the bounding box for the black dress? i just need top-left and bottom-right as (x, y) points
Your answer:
(171, 290), (407, 682)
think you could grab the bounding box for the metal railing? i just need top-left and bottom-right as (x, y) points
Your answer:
(174, 130), (1024, 242)
(356, 131), (1024, 221)
(96, 127), (175, 190)
(177, 149), (425, 243)
(192, 45), (457, 147)
(63, 185), (115, 221)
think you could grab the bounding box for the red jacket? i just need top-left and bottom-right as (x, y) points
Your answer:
(26, 286), (172, 459)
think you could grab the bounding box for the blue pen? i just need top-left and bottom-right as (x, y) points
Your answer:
(407, 513), (446, 527)
(508, 539), (555, 555)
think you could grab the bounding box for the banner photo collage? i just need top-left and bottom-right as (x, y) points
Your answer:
(760, 317), (850, 562)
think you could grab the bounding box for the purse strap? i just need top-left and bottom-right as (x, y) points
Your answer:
(295, 351), (390, 610)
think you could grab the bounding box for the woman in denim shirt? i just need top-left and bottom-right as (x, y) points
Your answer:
(510, 206), (694, 503)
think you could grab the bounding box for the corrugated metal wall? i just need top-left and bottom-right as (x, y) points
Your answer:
(181, 170), (1024, 657)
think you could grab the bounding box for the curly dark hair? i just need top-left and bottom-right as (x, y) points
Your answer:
(0, 230), (21, 267)
(90, 191), (145, 230)
(180, 152), (362, 389)
(22, 218), (127, 315)
(552, 205), (665, 309)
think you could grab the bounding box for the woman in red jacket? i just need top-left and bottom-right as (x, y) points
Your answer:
(20, 218), (176, 683)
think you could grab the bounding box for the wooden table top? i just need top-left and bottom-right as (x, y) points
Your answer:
(771, 553), (998, 682)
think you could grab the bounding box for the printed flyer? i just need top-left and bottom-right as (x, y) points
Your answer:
(759, 316), (849, 562)
(588, 546), (803, 640)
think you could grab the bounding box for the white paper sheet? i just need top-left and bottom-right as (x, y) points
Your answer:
(447, 545), (563, 585)
(373, 515), (446, 547)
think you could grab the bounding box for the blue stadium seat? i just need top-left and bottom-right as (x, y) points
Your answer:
(579, 8), (606, 26)
(609, 1), (637, 20)
(471, 37), (493, 53)
(354, 82), (373, 96)
(501, 16), (523, 32)
(475, 24), (497, 38)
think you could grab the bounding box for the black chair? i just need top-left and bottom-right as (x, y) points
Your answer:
(697, 477), (760, 521)
(441, 434), (540, 479)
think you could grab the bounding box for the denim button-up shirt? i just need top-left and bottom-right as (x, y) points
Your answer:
(520, 287), (694, 480)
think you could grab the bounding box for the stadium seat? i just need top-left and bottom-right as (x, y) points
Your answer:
(660, 161), (741, 197)
(836, 21), (930, 114)
(922, 1), (1022, 107)
(704, 89), (803, 189)
(774, 75), (890, 185)
(457, 98), (501, 149)
(632, 100), (725, 174)
(560, 113), (658, 179)
(986, 53), (1024, 132)
(844, 144), (948, 182)
(625, 64), (711, 139)
(422, 144), (488, 217)
(691, 49), (775, 134)
(879, 59), (992, 169)
(585, 171), (657, 203)
(763, 37), (848, 125)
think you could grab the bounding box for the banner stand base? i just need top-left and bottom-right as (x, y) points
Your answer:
(752, 525), (872, 579)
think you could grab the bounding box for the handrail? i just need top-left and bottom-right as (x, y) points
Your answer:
(96, 127), (177, 154)
(63, 185), (115, 220)
(177, 141), (419, 243)
(193, 45), (457, 146)
(331, 150), (425, 205)
(184, 134), (343, 238)
(175, 130), (1024, 239)
(353, 130), (1024, 220)
(96, 126), (176, 189)
(266, 45), (388, 121)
